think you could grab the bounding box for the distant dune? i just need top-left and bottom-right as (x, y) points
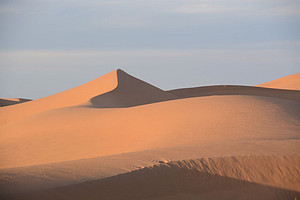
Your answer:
(257, 73), (300, 90)
(0, 70), (299, 200)
(0, 98), (31, 107)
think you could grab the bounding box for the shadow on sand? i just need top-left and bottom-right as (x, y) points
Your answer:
(89, 84), (300, 108)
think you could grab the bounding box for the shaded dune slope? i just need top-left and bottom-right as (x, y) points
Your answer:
(0, 98), (31, 107)
(88, 69), (176, 108)
(168, 85), (300, 102)
(4, 155), (300, 200)
(257, 73), (300, 90)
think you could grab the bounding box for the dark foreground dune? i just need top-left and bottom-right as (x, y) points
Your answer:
(2, 155), (299, 200)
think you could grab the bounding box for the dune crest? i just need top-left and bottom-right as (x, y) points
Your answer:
(257, 73), (300, 90)
(0, 70), (119, 125)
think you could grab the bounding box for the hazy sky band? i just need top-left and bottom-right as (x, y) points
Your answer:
(0, 0), (299, 98)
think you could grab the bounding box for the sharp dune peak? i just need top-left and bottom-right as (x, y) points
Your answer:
(86, 68), (176, 108)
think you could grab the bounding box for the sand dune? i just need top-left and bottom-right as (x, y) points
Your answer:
(0, 70), (299, 199)
(0, 98), (31, 107)
(257, 73), (300, 90)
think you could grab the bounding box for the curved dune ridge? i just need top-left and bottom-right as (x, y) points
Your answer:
(257, 73), (300, 90)
(0, 69), (118, 126)
(0, 69), (300, 199)
(168, 85), (300, 102)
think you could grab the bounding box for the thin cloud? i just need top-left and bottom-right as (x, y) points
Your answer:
(170, 4), (239, 14)
(267, 4), (300, 16)
(0, 4), (21, 14)
(101, 1), (128, 5)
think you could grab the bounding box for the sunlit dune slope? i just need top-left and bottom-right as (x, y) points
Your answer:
(1, 94), (299, 168)
(0, 98), (31, 107)
(257, 73), (300, 90)
(0, 69), (117, 126)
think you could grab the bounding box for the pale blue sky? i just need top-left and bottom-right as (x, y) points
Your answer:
(0, 0), (299, 99)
